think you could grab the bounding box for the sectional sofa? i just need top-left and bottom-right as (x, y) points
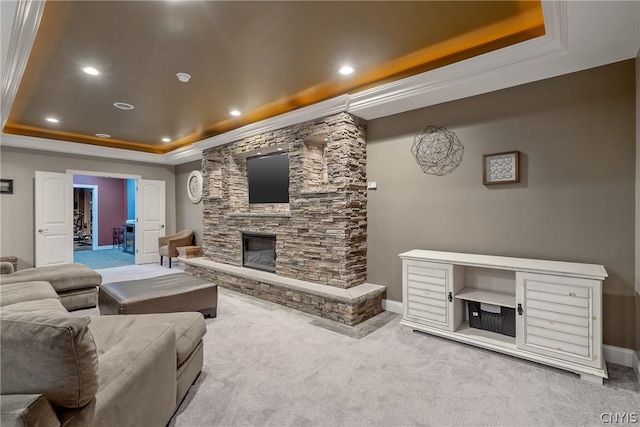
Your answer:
(0, 267), (207, 426)
(0, 263), (101, 311)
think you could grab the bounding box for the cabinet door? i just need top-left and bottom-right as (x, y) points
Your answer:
(516, 272), (602, 369)
(403, 260), (454, 331)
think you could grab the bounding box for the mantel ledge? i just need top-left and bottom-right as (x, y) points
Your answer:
(228, 211), (292, 218)
(185, 258), (385, 304)
(299, 188), (339, 195)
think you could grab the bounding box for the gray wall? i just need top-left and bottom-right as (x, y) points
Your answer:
(175, 160), (203, 246)
(0, 147), (176, 269)
(366, 60), (636, 349)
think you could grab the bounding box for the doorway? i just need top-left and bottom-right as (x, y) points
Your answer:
(35, 169), (165, 268)
(73, 185), (97, 251)
(71, 175), (136, 269)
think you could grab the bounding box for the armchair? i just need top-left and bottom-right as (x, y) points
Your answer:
(158, 229), (195, 268)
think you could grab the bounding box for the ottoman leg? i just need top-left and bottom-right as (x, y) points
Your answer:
(200, 307), (217, 318)
(169, 257), (172, 268)
(160, 256), (163, 266)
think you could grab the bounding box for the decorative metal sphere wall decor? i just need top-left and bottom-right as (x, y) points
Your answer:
(411, 125), (464, 176)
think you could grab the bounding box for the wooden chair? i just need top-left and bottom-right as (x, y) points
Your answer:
(113, 227), (124, 249)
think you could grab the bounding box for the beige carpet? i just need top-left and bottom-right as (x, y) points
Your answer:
(85, 265), (640, 426)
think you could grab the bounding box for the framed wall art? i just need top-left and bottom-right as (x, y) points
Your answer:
(0, 179), (13, 194)
(482, 151), (519, 185)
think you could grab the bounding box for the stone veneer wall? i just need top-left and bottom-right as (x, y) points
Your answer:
(201, 112), (367, 289)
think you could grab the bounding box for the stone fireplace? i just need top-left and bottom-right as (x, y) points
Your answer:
(242, 233), (276, 273)
(184, 112), (385, 326)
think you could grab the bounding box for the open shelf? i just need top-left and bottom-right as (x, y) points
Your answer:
(455, 288), (516, 308)
(455, 321), (517, 348)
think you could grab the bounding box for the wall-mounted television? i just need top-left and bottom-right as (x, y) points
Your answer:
(247, 153), (289, 204)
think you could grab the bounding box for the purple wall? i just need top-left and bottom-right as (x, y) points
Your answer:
(73, 176), (127, 246)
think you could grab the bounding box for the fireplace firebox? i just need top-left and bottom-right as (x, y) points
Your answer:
(242, 233), (276, 273)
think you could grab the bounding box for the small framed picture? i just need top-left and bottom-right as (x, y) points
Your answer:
(483, 151), (519, 185)
(0, 179), (13, 194)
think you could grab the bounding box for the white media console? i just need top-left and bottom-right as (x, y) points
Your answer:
(399, 250), (608, 384)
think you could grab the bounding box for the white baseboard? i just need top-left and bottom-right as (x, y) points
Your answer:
(633, 350), (640, 383)
(95, 245), (115, 250)
(603, 344), (635, 368)
(383, 299), (402, 314)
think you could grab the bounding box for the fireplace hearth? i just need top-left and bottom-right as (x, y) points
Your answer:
(243, 233), (276, 273)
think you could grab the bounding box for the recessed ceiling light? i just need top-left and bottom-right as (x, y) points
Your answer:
(277, 147), (282, 151)
(229, 110), (241, 117)
(113, 102), (134, 110)
(45, 117), (59, 123)
(95, 133), (111, 138)
(339, 65), (355, 75)
(83, 66), (100, 76)
(176, 72), (191, 83)
(256, 152), (262, 155)
(161, 137), (171, 142)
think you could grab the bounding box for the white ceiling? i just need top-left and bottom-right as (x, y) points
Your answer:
(1, 0), (639, 166)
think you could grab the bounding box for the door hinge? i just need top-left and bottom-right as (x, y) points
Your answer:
(517, 303), (523, 315)
(448, 292), (453, 302)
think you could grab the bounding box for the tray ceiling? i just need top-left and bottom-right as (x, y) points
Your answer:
(3, 1), (544, 154)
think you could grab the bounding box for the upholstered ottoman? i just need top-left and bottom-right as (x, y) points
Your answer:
(0, 263), (101, 311)
(99, 273), (217, 318)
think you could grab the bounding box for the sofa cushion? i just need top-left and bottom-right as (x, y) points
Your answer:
(0, 312), (99, 408)
(145, 312), (206, 366)
(0, 394), (60, 427)
(0, 297), (68, 315)
(58, 287), (99, 311)
(89, 311), (206, 366)
(0, 263), (102, 292)
(0, 281), (59, 307)
(58, 321), (177, 427)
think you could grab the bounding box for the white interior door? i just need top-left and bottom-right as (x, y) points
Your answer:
(35, 171), (73, 267)
(136, 179), (166, 264)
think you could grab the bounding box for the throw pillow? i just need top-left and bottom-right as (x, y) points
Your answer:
(0, 312), (99, 408)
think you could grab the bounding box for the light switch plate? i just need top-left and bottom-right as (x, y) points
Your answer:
(367, 182), (377, 190)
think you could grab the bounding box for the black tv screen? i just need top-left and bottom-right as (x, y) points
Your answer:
(247, 153), (289, 204)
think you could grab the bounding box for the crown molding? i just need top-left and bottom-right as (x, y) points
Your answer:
(0, 132), (168, 164)
(1, 0), (45, 129)
(162, 144), (202, 165)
